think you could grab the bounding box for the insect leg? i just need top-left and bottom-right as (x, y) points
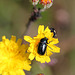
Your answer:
(47, 45), (53, 50)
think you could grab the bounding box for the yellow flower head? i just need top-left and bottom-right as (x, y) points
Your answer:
(0, 36), (31, 75)
(24, 25), (60, 63)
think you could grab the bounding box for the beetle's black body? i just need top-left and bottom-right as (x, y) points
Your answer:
(38, 37), (48, 55)
(50, 28), (56, 37)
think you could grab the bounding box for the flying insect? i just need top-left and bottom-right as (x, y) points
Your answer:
(50, 28), (56, 37)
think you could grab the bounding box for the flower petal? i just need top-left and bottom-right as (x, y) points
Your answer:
(24, 36), (33, 43)
(50, 38), (59, 45)
(9, 71), (16, 75)
(36, 56), (46, 63)
(48, 44), (60, 53)
(28, 46), (34, 52)
(44, 27), (52, 39)
(36, 34), (45, 39)
(11, 35), (16, 42)
(2, 71), (9, 75)
(16, 69), (25, 75)
(29, 53), (35, 60)
(23, 62), (31, 71)
(2, 36), (6, 41)
(0, 64), (6, 74)
(40, 57), (45, 63)
(17, 39), (22, 46)
(44, 26), (50, 33)
(45, 56), (51, 63)
(46, 48), (53, 56)
(38, 25), (44, 34)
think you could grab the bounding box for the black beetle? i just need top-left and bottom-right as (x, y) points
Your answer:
(37, 37), (48, 55)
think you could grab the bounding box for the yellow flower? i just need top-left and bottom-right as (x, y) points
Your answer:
(24, 25), (60, 63)
(0, 36), (31, 75)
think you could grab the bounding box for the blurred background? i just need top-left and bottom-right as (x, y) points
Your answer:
(0, 0), (75, 75)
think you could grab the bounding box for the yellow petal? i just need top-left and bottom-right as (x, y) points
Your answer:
(11, 35), (16, 42)
(46, 48), (53, 56)
(24, 66), (31, 71)
(16, 69), (25, 75)
(44, 26), (50, 33)
(36, 34), (45, 39)
(9, 71), (16, 75)
(50, 38), (59, 45)
(19, 44), (26, 55)
(28, 46), (34, 52)
(2, 71), (9, 75)
(2, 36), (6, 41)
(23, 63), (31, 71)
(29, 53), (35, 60)
(40, 57), (45, 63)
(44, 27), (52, 39)
(48, 44), (60, 53)
(20, 44), (26, 49)
(0, 64), (6, 74)
(38, 25), (44, 34)
(27, 60), (31, 64)
(2, 36), (7, 43)
(45, 56), (51, 63)
(24, 36), (33, 43)
(17, 39), (22, 46)
(36, 56), (46, 63)
(36, 56), (40, 61)
(20, 44), (29, 52)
